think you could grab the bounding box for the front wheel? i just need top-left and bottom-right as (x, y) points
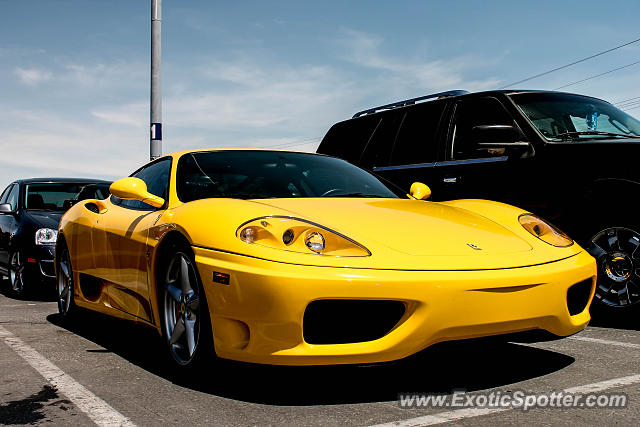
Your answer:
(9, 251), (28, 297)
(587, 226), (640, 309)
(160, 246), (213, 369)
(56, 241), (76, 317)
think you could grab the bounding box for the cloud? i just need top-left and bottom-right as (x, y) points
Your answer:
(336, 28), (502, 92)
(14, 67), (52, 86)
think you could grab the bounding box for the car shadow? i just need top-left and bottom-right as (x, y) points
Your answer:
(589, 304), (640, 331)
(0, 278), (57, 302)
(47, 310), (575, 406)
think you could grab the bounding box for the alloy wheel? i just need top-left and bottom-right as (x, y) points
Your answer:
(163, 252), (201, 365)
(57, 247), (73, 315)
(9, 252), (25, 294)
(588, 227), (640, 307)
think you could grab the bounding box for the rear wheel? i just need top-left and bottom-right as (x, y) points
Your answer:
(159, 243), (214, 369)
(587, 226), (640, 309)
(56, 241), (76, 317)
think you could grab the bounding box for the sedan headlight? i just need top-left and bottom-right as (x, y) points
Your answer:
(518, 214), (573, 247)
(237, 216), (370, 256)
(35, 228), (58, 245)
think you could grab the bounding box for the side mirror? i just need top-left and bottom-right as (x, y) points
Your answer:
(408, 182), (431, 200)
(472, 125), (534, 158)
(110, 177), (165, 208)
(0, 203), (15, 213)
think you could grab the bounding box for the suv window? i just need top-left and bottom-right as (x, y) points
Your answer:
(449, 97), (515, 160)
(319, 115), (381, 164)
(359, 112), (403, 169)
(389, 101), (445, 166)
(113, 158), (171, 210)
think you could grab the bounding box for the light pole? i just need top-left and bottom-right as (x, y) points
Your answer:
(150, 0), (162, 160)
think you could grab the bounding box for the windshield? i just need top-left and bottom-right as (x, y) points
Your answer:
(25, 182), (111, 211)
(176, 151), (402, 202)
(510, 93), (640, 141)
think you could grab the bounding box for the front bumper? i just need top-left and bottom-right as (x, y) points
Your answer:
(25, 244), (56, 281)
(194, 247), (596, 365)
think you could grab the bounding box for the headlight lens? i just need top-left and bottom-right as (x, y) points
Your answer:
(35, 228), (58, 245)
(237, 216), (370, 256)
(518, 214), (573, 247)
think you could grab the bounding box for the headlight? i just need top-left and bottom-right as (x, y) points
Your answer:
(237, 216), (370, 256)
(35, 228), (58, 245)
(518, 214), (573, 247)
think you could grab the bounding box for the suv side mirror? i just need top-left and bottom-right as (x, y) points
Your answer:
(408, 182), (431, 200)
(110, 177), (165, 208)
(472, 125), (535, 158)
(0, 203), (15, 214)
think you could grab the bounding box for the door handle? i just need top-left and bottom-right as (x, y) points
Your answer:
(443, 177), (459, 183)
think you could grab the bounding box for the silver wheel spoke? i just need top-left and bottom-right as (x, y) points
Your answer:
(170, 317), (185, 344)
(179, 256), (192, 295)
(185, 291), (199, 311)
(60, 261), (70, 279)
(588, 242), (607, 259)
(185, 318), (196, 356)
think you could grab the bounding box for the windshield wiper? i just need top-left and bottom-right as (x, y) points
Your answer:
(554, 130), (640, 140)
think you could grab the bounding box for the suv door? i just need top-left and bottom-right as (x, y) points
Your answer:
(434, 96), (534, 203)
(371, 100), (448, 193)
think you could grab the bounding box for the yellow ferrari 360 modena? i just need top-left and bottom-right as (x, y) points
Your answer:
(56, 149), (596, 368)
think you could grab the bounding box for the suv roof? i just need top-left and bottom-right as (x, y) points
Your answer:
(352, 89), (609, 118)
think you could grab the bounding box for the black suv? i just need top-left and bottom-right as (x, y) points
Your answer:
(317, 90), (640, 313)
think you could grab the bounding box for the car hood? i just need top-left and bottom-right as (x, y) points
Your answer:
(22, 210), (64, 229)
(250, 198), (532, 256)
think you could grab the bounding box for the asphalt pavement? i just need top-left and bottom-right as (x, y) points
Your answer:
(1, 277), (639, 426)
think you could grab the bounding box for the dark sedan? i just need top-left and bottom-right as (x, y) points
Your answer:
(0, 178), (111, 296)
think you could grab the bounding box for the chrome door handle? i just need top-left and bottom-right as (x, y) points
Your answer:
(443, 177), (458, 183)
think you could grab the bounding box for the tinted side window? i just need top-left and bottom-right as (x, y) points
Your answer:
(318, 116), (381, 164)
(5, 184), (19, 210)
(450, 97), (515, 160)
(390, 101), (445, 165)
(358, 112), (403, 169)
(114, 158), (171, 210)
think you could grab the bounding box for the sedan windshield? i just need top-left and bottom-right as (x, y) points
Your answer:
(25, 182), (111, 211)
(510, 93), (640, 141)
(176, 151), (401, 202)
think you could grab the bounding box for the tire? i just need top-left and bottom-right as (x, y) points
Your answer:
(158, 241), (215, 370)
(8, 250), (28, 298)
(56, 241), (76, 318)
(586, 224), (640, 312)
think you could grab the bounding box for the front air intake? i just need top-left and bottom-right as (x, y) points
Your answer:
(303, 300), (405, 344)
(567, 278), (594, 315)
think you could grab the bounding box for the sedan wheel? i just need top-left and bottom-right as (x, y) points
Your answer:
(162, 251), (203, 366)
(588, 226), (640, 308)
(9, 251), (26, 296)
(57, 244), (74, 316)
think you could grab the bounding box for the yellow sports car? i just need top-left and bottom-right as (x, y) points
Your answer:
(56, 149), (596, 368)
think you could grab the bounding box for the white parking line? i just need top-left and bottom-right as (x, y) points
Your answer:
(0, 325), (136, 427)
(368, 374), (640, 427)
(568, 335), (640, 349)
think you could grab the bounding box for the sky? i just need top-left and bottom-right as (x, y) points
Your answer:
(1, 0), (640, 189)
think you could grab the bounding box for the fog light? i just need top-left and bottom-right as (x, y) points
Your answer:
(305, 232), (325, 253)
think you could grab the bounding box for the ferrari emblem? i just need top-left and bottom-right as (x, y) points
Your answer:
(467, 243), (482, 250)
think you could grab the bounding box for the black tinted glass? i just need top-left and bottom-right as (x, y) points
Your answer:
(25, 182), (110, 211)
(177, 151), (401, 202)
(451, 97), (514, 159)
(390, 102), (445, 165)
(319, 116), (381, 163)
